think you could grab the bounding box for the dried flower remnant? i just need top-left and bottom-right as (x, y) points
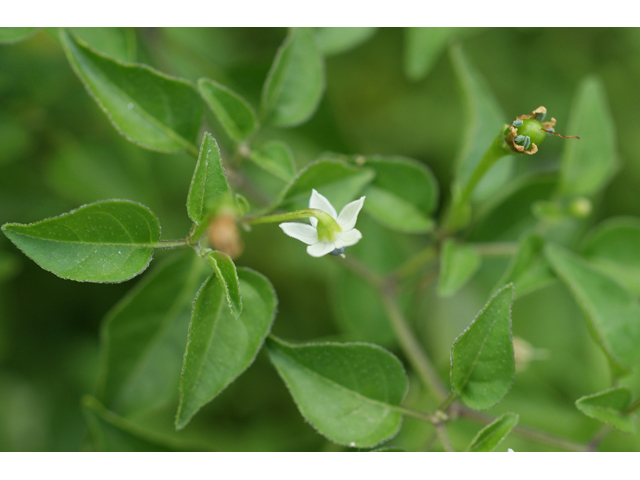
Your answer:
(208, 213), (244, 259)
(504, 106), (579, 155)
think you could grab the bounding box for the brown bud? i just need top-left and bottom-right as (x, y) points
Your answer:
(207, 214), (244, 259)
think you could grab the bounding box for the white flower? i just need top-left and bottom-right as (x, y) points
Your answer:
(279, 189), (365, 257)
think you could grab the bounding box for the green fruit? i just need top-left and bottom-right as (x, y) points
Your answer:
(517, 118), (546, 149)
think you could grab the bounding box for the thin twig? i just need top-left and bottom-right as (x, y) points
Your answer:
(434, 422), (455, 452)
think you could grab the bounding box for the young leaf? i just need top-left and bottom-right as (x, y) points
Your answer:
(266, 337), (408, 448)
(2, 200), (160, 283)
(198, 78), (258, 143)
(82, 396), (173, 452)
(496, 233), (555, 298)
(72, 27), (137, 62)
(559, 76), (618, 197)
(437, 240), (482, 297)
(545, 243), (640, 370)
(404, 27), (459, 81)
(261, 28), (325, 127)
(0, 27), (40, 44)
(176, 268), (276, 429)
(450, 45), (512, 202)
(204, 250), (242, 318)
(582, 217), (640, 295)
(467, 412), (519, 452)
(315, 27), (377, 56)
(276, 159), (374, 212)
(359, 156), (439, 234)
(249, 140), (296, 182)
(187, 133), (232, 225)
(96, 250), (208, 417)
(60, 29), (202, 154)
(451, 284), (515, 410)
(575, 387), (637, 434)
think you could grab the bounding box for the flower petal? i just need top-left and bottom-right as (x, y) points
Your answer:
(337, 196), (365, 231)
(334, 228), (362, 249)
(279, 222), (319, 245)
(307, 240), (336, 257)
(309, 189), (337, 228)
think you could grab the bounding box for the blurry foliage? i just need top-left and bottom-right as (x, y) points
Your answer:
(1, 27), (640, 451)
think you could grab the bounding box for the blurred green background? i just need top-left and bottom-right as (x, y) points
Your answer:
(1, 27), (640, 451)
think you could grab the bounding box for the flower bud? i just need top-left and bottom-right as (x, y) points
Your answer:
(207, 213), (243, 259)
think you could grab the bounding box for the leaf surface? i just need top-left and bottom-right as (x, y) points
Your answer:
(204, 250), (242, 317)
(545, 243), (640, 370)
(261, 28), (325, 127)
(2, 200), (160, 283)
(437, 240), (481, 297)
(198, 78), (258, 142)
(0, 27), (40, 44)
(404, 27), (459, 81)
(467, 412), (519, 452)
(176, 268), (276, 429)
(60, 29), (202, 153)
(575, 387), (636, 434)
(249, 140), (296, 182)
(267, 337), (407, 448)
(315, 27), (377, 56)
(450, 284), (515, 410)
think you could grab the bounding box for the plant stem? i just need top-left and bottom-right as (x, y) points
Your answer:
(391, 245), (438, 281)
(153, 239), (189, 249)
(443, 132), (512, 233)
(380, 287), (449, 402)
(434, 422), (454, 452)
(471, 242), (519, 257)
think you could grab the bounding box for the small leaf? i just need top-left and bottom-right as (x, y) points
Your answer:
(575, 387), (637, 434)
(545, 243), (640, 370)
(72, 27), (137, 62)
(582, 217), (640, 296)
(249, 140), (296, 182)
(315, 27), (377, 56)
(276, 158), (374, 212)
(0, 28), (40, 44)
(450, 45), (512, 202)
(82, 396), (173, 452)
(559, 76), (618, 197)
(60, 29), (202, 153)
(186, 133), (232, 225)
(176, 268), (276, 429)
(204, 250), (242, 317)
(437, 240), (482, 297)
(266, 337), (408, 448)
(261, 28), (325, 127)
(467, 412), (519, 452)
(359, 156), (438, 234)
(451, 284), (515, 410)
(2, 200), (160, 283)
(404, 27), (459, 81)
(496, 233), (555, 298)
(198, 78), (258, 143)
(96, 250), (208, 417)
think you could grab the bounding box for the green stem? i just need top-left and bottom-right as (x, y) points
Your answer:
(443, 132), (512, 233)
(471, 242), (519, 257)
(244, 208), (342, 242)
(188, 221), (211, 246)
(434, 422), (454, 452)
(153, 239), (189, 249)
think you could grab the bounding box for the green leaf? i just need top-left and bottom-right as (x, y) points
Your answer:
(496, 234), (555, 298)
(96, 250), (208, 417)
(249, 140), (296, 182)
(204, 250), (242, 317)
(545, 243), (640, 370)
(450, 45), (512, 202)
(404, 27), (459, 81)
(186, 133), (232, 225)
(60, 29), (202, 154)
(198, 78), (258, 143)
(276, 159), (374, 212)
(0, 28), (40, 44)
(582, 217), (640, 296)
(176, 268), (276, 429)
(451, 284), (515, 410)
(82, 396), (173, 451)
(359, 156), (438, 234)
(266, 337), (408, 448)
(575, 387), (637, 434)
(261, 28), (325, 127)
(467, 412), (519, 452)
(315, 27), (377, 56)
(437, 240), (482, 297)
(2, 200), (160, 283)
(559, 76), (618, 197)
(72, 27), (137, 62)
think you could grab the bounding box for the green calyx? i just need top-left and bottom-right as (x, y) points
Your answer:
(310, 209), (342, 241)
